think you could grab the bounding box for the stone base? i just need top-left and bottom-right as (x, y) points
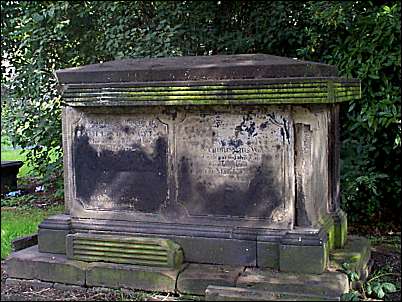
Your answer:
(329, 235), (372, 280)
(176, 264), (245, 295)
(6, 245), (182, 292)
(5, 235), (371, 300)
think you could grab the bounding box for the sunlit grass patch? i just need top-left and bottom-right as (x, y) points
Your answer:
(1, 205), (64, 259)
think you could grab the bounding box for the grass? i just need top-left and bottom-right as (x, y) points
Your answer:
(1, 205), (64, 259)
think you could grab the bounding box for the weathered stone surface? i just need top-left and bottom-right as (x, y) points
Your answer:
(66, 233), (183, 268)
(293, 106), (331, 227)
(328, 104), (341, 212)
(69, 225), (259, 266)
(330, 235), (371, 280)
(332, 209), (348, 248)
(56, 54), (338, 84)
(237, 268), (349, 298)
(64, 106), (294, 229)
(170, 236), (257, 266)
(279, 229), (329, 274)
(85, 261), (184, 292)
(175, 106), (294, 228)
(38, 214), (71, 254)
(12, 234), (38, 252)
(320, 215), (336, 250)
(38, 229), (70, 254)
(6, 245), (87, 285)
(69, 107), (169, 214)
(257, 241), (279, 269)
(279, 243), (328, 274)
(205, 285), (341, 301)
(176, 264), (244, 295)
(48, 55), (363, 275)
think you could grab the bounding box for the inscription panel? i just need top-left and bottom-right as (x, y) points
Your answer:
(176, 106), (294, 224)
(71, 110), (169, 212)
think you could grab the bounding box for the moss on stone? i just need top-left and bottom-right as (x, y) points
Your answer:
(63, 79), (361, 106)
(279, 243), (329, 274)
(67, 233), (184, 268)
(86, 262), (179, 292)
(319, 215), (336, 251)
(332, 210), (348, 249)
(330, 235), (371, 275)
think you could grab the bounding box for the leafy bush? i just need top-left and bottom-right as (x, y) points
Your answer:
(340, 262), (398, 300)
(296, 1), (401, 225)
(1, 1), (400, 227)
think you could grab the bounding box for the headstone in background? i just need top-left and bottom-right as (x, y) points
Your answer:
(1, 160), (23, 194)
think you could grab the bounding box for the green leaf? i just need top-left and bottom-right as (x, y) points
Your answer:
(382, 282), (396, 293)
(376, 287), (385, 299)
(341, 292), (360, 301)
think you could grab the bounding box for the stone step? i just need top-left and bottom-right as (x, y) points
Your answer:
(236, 267), (349, 298)
(205, 285), (341, 301)
(6, 245), (183, 292)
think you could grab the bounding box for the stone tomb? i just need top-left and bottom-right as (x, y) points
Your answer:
(5, 54), (371, 300)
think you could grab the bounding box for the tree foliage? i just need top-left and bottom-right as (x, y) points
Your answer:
(1, 1), (400, 227)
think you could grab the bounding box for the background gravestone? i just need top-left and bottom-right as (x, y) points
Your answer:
(1, 160), (23, 193)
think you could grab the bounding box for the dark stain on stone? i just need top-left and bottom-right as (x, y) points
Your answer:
(228, 138), (243, 149)
(283, 118), (290, 144)
(177, 156), (192, 203)
(73, 126), (168, 212)
(162, 108), (177, 120)
(177, 157), (282, 219)
(259, 121), (269, 130)
(235, 115), (257, 138)
(265, 113), (291, 145)
(267, 113), (277, 123)
(280, 128), (285, 144)
(296, 183), (311, 226)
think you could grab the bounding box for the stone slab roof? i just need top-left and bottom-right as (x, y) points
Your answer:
(56, 54), (338, 84)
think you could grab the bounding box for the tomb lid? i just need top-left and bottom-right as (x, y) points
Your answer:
(1, 160), (23, 168)
(56, 54), (361, 106)
(56, 54), (338, 84)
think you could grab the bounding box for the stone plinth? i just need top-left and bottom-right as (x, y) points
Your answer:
(5, 54), (369, 299)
